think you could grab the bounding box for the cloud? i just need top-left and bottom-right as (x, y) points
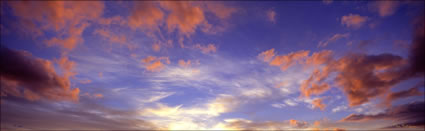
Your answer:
(318, 33), (350, 47)
(1, 98), (158, 130)
(194, 43), (217, 54)
(312, 98), (326, 110)
(8, 1), (104, 50)
(408, 15), (425, 75)
(152, 43), (161, 52)
(79, 79), (92, 84)
(332, 105), (348, 113)
(141, 56), (171, 72)
(370, 1), (400, 17)
(384, 83), (424, 106)
(222, 119), (308, 130)
(202, 2), (238, 20)
(341, 14), (368, 29)
(160, 1), (206, 36)
(258, 48), (276, 62)
(0, 47), (79, 102)
(271, 103), (286, 109)
(284, 99), (298, 106)
(178, 59), (192, 68)
(267, 9), (277, 23)
(139, 94), (240, 129)
(82, 93), (104, 99)
(128, 2), (164, 31)
(322, 0), (333, 5)
(268, 50), (310, 71)
(93, 28), (128, 46)
(340, 101), (425, 127)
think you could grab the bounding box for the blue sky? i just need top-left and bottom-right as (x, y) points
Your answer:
(1, 1), (424, 130)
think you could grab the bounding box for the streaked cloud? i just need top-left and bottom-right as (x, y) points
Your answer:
(318, 33), (350, 47)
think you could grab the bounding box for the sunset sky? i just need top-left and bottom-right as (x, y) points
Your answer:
(1, 1), (424, 130)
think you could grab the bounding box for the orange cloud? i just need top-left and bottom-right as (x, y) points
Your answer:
(152, 43), (161, 52)
(141, 56), (171, 72)
(341, 14), (368, 29)
(314, 121), (320, 126)
(93, 93), (104, 99)
(305, 50), (334, 66)
(0, 47), (79, 102)
(370, 1), (399, 17)
(289, 119), (308, 128)
(267, 9), (277, 23)
(289, 119), (298, 126)
(269, 50), (309, 71)
(258, 48), (276, 62)
(55, 56), (77, 79)
(160, 1), (206, 36)
(195, 44), (217, 54)
(8, 1), (104, 50)
(202, 2), (238, 20)
(312, 98), (326, 110)
(128, 2), (164, 31)
(178, 60), (192, 68)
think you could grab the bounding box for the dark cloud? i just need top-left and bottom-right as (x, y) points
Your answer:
(340, 101), (425, 128)
(408, 15), (425, 76)
(0, 46), (79, 101)
(298, 15), (425, 107)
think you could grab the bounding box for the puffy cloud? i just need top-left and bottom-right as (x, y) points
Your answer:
(370, 1), (400, 17)
(160, 1), (206, 36)
(8, 1), (104, 50)
(312, 98), (326, 110)
(202, 2), (238, 20)
(258, 48), (276, 62)
(268, 50), (310, 71)
(178, 59), (192, 68)
(141, 56), (171, 72)
(341, 14), (368, 29)
(318, 33), (350, 47)
(267, 9), (277, 23)
(305, 50), (334, 65)
(340, 101), (425, 127)
(128, 2), (164, 31)
(194, 43), (217, 54)
(0, 47), (80, 101)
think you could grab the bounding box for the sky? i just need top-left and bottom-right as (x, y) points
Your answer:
(0, 1), (424, 130)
